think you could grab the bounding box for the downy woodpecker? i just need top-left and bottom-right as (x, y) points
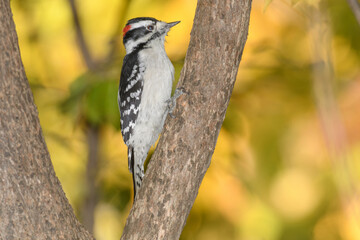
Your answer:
(118, 17), (181, 199)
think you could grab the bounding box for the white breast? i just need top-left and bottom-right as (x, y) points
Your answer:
(129, 39), (174, 149)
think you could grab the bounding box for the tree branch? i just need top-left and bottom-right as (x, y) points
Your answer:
(68, 0), (96, 70)
(346, 0), (360, 27)
(120, 0), (252, 239)
(308, 5), (359, 223)
(102, 0), (133, 64)
(0, 0), (93, 238)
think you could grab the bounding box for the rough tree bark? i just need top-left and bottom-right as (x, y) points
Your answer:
(0, 0), (252, 238)
(121, 0), (252, 239)
(0, 1), (93, 239)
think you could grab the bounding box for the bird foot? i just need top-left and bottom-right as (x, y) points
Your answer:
(167, 87), (187, 118)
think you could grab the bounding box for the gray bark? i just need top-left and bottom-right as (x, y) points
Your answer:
(121, 0), (252, 239)
(0, 0), (93, 239)
(0, 0), (252, 238)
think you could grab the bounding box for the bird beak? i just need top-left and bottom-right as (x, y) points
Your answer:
(166, 21), (181, 29)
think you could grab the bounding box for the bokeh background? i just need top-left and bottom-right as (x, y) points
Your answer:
(10, 0), (360, 239)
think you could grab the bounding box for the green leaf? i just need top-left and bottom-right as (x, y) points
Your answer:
(84, 80), (120, 128)
(61, 73), (120, 129)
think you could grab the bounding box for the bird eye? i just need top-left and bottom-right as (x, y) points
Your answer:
(146, 25), (154, 31)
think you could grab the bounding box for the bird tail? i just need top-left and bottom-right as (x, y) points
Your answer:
(128, 147), (145, 201)
(128, 147), (136, 201)
(128, 147), (134, 173)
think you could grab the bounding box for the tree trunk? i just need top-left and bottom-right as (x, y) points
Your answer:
(0, 1), (93, 239)
(81, 125), (100, 233)
(121, 0), (252, 239)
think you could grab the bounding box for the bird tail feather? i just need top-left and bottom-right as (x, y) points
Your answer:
(129, 147), (145, 201)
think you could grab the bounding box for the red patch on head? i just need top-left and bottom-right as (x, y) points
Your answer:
(123, 25), (131, 37)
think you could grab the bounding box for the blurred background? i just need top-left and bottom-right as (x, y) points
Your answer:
(10, 0), (360, 239)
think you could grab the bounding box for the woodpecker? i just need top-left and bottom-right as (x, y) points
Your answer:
(118, 17), (181, 199)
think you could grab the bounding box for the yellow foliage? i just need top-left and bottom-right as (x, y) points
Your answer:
(10, 0), (360, 239)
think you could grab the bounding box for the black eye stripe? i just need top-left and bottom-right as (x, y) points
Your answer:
(123, 26), (150, 43)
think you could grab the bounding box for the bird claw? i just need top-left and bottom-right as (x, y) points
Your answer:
(167, 87), (186, 118)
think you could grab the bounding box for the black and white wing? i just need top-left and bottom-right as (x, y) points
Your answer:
(118, 53), (144, 146)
